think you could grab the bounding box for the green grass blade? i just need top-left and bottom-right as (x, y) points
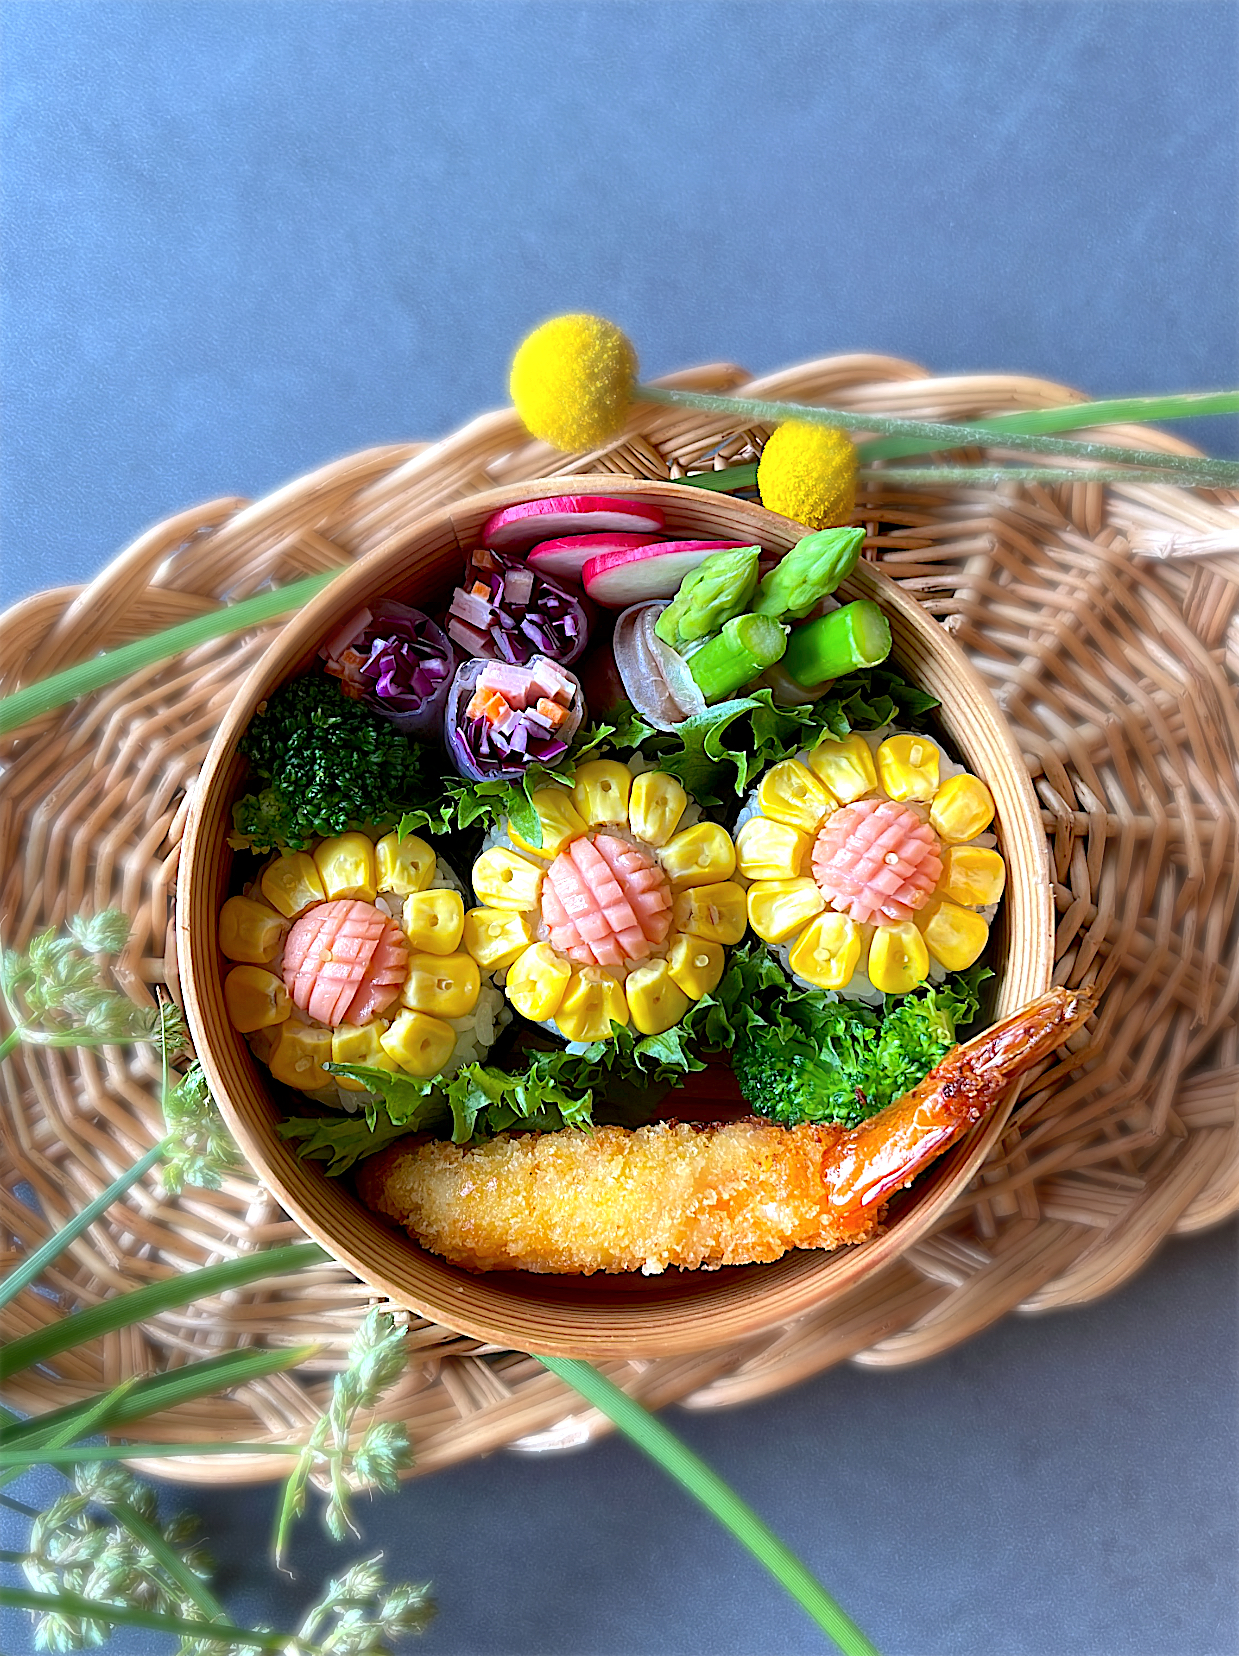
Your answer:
(0, 1137), (170, 1313)
(538, 1355), (880, 1656)
(0, 1378), (139, 1490)
(859, 389), (1239, 460)
(0, 1585), (326, 1652)
(675, 462), (760, 492)
(0, 1442), (303, 1465)
(637, 384), (1239, 485)
(0, 1344), (317, 1452)
(0, 569), (340, 738)
(857, 465), (1223, 487)
(0, 1241), (329, 1381)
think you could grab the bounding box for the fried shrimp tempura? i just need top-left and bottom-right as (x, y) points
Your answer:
(358, 987), (1093, 1275)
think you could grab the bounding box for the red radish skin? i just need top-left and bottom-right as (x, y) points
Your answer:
(581, 541), (755, 609)
(481, 496), (666, 553)
(527, 533), (660, 584)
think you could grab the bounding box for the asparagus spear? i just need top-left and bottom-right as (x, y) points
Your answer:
(654, 546), (761, 651)
(686, 613), (787, 703)
(783, 601), (891, 686)
(752, 527), (865, 621)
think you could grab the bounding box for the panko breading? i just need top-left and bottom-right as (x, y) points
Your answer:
(358, 987), (1092, 1275)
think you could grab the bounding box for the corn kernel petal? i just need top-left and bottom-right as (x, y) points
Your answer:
(628, 771), (688, 847)
(673, 881), (748, 945)
(472, 847), (544, 910)
(659, 823), (737, 890)
(625, 960), (692, 1035)
(787, 912), (862, 989)
(401, 889), (466, 955)
(554, 968), (629, 1042)
(375, 831), (437, 895)
(940, 846), (1007, 908)
(876, 735), (941, 803)
(747, 878), (826, 944)
(806, 732), (878, 804)
(331, 1020), (395, 1090)
(919, 900), (990, 971)
(572, 760), (633, 828)
(381, 1010), (456, 1077)
(462, 907), (533, 970)
(734, 817), (811, 882)
(260, 853), (326, 919)
(224, 965), (292, 1032)
(268, 1023), (334, 1090)
(401, 951), (481, 1019)
(758, 759), (832, 833)
(508, 787), (588, 857)
(313, 832), (378, 902)
(218, 895), (288, 964)
(506, 944), (571, 1022)
(666, 933), (726, 1001)
(929, 773), (995, 843)
(867, 922), (930, 994)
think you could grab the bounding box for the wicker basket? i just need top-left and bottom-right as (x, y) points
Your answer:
(179, 478), (1054, 1358)
(2, 353), (1236, 1481)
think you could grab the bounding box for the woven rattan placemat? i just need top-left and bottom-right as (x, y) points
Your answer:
(3, 354), (1237, 1483)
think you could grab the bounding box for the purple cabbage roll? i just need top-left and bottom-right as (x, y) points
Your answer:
(445, 656), (585, 781)
(445, 548), (592, 668)
(320, 600), (455, 739)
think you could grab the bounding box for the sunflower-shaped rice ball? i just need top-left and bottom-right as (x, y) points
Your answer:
(737, 733), (1006, 999)
(219, 829), (506, 1104)
(465, 761), (745, 1042)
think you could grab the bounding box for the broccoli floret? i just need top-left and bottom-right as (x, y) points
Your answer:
(732, 977), (986, 1130)
(232, 673), (432, 852)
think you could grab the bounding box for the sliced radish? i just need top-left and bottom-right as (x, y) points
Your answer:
(481, 495), (666, 553)
(527, 532), (659, 584)
(581, 541), (755, 609)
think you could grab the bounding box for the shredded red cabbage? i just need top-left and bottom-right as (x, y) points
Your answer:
(321, 601), (455, 739)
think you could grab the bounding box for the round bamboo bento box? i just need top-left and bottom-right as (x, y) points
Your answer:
(179, 478), (1053, 1358)
(2, 353), (1236, 1478)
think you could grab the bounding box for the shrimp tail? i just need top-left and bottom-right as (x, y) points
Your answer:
(819, 985), (1095, 1241)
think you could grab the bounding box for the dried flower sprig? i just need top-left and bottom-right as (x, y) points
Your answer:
(0, 911), (185, 1062)
(274, 1309), (415, 1568)
(508, 312), (1239, 489)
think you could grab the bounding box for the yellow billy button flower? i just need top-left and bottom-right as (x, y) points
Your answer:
(510, 314), (638, 451)
(756, 422), (857, 530)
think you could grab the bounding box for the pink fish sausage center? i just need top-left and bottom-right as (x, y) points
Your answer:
(811, 799), (942, 926)
(282, 899), (409, 1027)
(541, 834), (673, 966)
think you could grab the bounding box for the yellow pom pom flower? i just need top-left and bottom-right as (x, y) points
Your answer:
(510, 314), (638, 451)
(757, 421), (858, 529)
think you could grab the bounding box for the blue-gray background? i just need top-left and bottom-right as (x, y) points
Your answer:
(2, 3), (1236, 1652)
